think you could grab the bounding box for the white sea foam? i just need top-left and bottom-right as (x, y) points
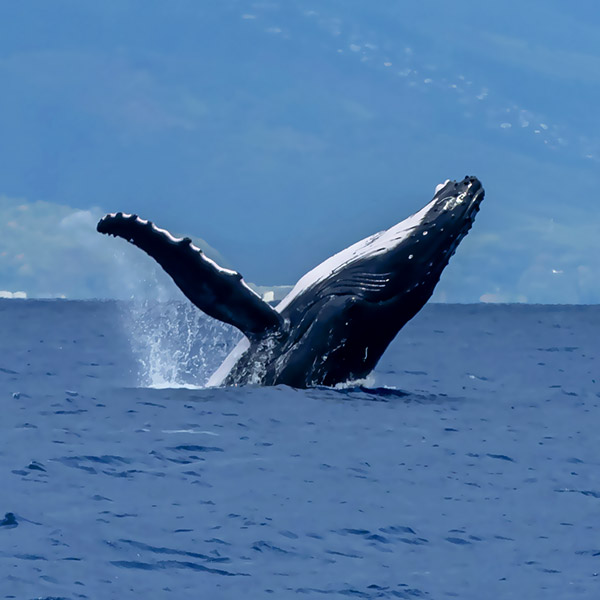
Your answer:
(333, 374), (376, 389)
(147, 381), (204, 390)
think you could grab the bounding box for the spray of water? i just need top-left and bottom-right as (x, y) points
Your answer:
(121, 301), (242, 389)
(119, 302), (386, 390)
(333, 374), (377, 390)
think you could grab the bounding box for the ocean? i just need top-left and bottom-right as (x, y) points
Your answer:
(1, 300), (598, 599)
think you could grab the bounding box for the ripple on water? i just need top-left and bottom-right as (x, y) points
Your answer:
(2, 302), (600, 598)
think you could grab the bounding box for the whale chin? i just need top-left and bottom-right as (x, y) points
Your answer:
(98, 176), (485, 388)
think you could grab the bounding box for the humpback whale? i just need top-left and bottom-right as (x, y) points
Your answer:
(98, 176), (484, 388)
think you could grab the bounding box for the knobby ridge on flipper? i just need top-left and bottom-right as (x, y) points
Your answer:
(97, 212), (283, 340)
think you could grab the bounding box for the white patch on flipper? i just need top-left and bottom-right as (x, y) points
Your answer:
(147, 221), (263, 301)
(153, 224), (184, 244)
(107, 213), (264, 301)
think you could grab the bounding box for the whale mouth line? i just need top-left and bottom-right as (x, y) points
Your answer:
(471, 188), (484, 204)
(458, 185), (484, 216)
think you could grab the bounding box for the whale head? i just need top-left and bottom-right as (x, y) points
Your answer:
(414, 175), (484, 264)
(365, 175), (484, 306)
(430, 176), (483, 228)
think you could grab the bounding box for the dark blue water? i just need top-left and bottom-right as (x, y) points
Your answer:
(1, 300), (599, 599)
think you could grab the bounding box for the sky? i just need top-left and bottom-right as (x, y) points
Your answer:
(1, 0), (599, 302)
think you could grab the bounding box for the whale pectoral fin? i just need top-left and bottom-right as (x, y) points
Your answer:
(97, 212), (283, 338)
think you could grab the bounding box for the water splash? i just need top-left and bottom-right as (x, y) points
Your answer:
(333, 374), (376, 390)
(121, 301), (241, 388)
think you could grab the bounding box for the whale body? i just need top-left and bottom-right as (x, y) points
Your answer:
(98, 176), (484, 388)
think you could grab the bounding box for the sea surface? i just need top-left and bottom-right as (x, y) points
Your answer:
(1, 300), (599, 599)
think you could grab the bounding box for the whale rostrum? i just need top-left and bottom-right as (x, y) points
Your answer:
(97, 176), (484, 388)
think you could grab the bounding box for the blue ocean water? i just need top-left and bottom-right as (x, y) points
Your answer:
(1, 300), (599, 599)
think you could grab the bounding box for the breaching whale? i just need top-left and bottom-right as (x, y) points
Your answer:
(98, 176), (484, 388)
